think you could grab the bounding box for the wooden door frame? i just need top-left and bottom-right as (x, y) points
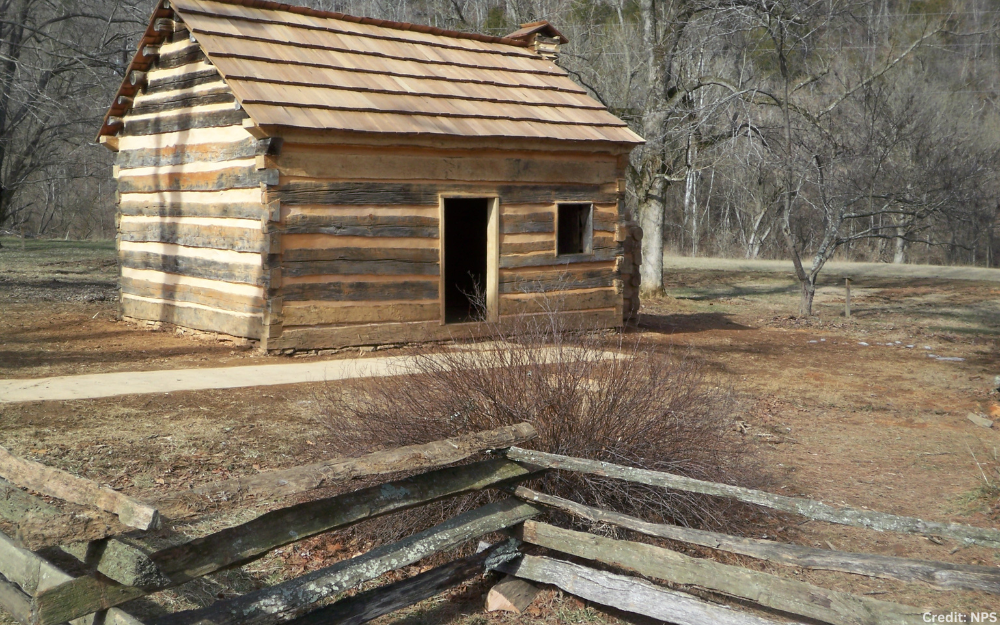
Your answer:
(439, 195), (500, 325)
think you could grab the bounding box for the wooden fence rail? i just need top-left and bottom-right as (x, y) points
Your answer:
(285, 541), (509, 625)
(32, 458), (535, 625)
(154, 500), (539, 625)
(519, 521), (925, 625)
(498, 555), (806, 625)
(0, 529), (144, 625)
(0, 424), (540, 625)
(0, 446), (159, 531)
(0, 423), (996, 625)
(506, 446), (1000, 548)
(154, 422), (537, 519)
(513, 486), (1000, 594)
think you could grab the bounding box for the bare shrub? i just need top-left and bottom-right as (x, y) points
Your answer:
(320, 306), (766, 541)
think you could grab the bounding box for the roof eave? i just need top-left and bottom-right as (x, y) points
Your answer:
(96, 0), (177, 142)
(254, 124), (644, 152)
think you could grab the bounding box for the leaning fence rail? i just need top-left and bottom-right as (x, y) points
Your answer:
(0, 425), (995, 625)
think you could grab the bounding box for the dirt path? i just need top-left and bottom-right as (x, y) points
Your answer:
(0, 355), (422, 403)
(664, 255), (1000, 282)
(0, 347), (597, 403)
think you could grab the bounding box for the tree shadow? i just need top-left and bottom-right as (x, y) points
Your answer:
(638, 312), (751, 335)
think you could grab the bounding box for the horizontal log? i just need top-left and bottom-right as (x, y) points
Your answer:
(155, 423), (537, 518)
(593, 233), (619, 250)
(129, 70), (146, 88)
(274, 182), (439, 206)
(499, 267), (615, 294)
(118, 201), (265, 220)
(120, 250), (263, 285)
(0, 446), (157, 531)
(286, 546), (497, 625)
(0, 529), (144, 625)
(123, 108), (247, 137)
(271, 308), (621, 351)
(514, 486), (1000, 594)
(486, 575), (540, 613)
(0, 571), (31, 624)
(117, 164), (268, 193)
(61, 537), (169, 589)
(121, 297), (263, 339)
(119, 222), (264, 253)
(500, 248), (618, 269)
(121, 277), (264, 315)
(116, 137), (259, 169)
(501, 212), (553, 234)
(499, 555), (797, 625)
(280, 246), (439, 264)
(280, 279), (438, 302)
(0, 478), (122, 553)
(502, 186), (617, 205)
(130, 91), (235, 117)
(520, 521), (924, 625)
(35, 460), (534, 625)
(144, 68), (222, 95)
(282, 259), (438, 278)
(156, 44), (206, 70)
(273, 182), (616, 207)
(282, 301), (439, 326)
(167, 27), (191, 45)
(153, 499), (540, 625)
(153, 17), (179, 33)
(273, 148), (621, 184)
(278, 215), (439, 239)
(500, 239), (554, 255)
(500, 288), (618, 316)
(593, 211), (616, 232)
(506, 448), (1000, 549)
(0, 533), (65, 598)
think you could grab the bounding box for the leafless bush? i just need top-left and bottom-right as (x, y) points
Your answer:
(320, 308), (767, 543)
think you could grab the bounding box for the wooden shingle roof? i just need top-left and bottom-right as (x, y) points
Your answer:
(102, 0), (642, 146)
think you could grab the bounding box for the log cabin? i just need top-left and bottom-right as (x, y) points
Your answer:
(98, 0), (644, 353)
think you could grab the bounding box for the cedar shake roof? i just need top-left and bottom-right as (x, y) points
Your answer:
(100, 0), (642, 146)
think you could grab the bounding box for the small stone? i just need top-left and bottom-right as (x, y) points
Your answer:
(967, 413), (994, 428)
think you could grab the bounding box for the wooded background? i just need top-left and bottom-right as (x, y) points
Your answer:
(2, 0), (998, 300)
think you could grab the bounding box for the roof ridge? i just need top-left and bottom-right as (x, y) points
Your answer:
(181, 0), (531, 48)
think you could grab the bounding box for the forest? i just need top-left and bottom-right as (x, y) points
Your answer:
(2, 0), (999, 307)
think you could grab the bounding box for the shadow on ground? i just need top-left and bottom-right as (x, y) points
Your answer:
(638, 312), (751, 334)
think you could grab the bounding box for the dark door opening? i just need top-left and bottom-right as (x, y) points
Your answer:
(443, 198), (490, 323)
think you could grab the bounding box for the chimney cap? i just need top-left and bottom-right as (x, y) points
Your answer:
(505, 20), (568, 44)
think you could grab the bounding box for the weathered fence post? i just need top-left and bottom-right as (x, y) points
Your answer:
(845, 278), (852, 318)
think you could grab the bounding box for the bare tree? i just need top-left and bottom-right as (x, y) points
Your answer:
(0, 0), (149, 233)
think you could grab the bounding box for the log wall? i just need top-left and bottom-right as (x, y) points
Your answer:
(113, 36), (273, 339)
(265, 143), (630, 351)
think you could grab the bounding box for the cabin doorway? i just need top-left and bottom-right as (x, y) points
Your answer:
(442, 197), (498, 323)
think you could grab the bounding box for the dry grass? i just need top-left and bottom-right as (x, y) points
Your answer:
(319, 309), (767, 544)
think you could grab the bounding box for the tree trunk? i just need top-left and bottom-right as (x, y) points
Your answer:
(639, 176), (666, 295)
(684, 158), (698, 257)
(638, 0), (666, 296)
(893, 226), (907, 263)
(800, 278), (815, 316)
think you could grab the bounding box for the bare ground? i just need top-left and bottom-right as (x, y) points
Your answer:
(2, 239), (1000, 623)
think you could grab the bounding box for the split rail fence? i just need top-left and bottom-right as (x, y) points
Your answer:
(0, 423), (998, 625)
